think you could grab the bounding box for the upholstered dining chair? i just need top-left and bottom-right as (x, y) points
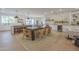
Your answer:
(37, 29), (44, 38)
(23, 28), (32, 39)
(44, 27), (51, 36)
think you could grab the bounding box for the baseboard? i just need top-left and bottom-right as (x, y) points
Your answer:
(0, 30), (11, 32)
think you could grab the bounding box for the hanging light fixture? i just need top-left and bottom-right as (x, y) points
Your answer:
(27, 12), (30, 19)
(27, 17), (30, 19)
(14, 16), (19, 18)
(14, 10), (19, 18)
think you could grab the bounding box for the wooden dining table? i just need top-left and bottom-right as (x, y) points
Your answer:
(12, 25), (51, 41)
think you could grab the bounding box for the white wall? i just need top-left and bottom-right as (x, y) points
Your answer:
(45, 12), (72, 26)
(0, 26), (11, 31)
(47, 11), (79, 32)
(49, 12), (71, 21)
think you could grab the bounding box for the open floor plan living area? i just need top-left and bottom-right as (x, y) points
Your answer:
(0, 8), (79, 51)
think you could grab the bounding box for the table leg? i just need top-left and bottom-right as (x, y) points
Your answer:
(31, 30), (35, 41)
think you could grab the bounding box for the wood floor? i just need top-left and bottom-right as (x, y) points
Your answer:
(0, 31), (79, 51)
(15, 31), (79, 51)
(0, 31), (25, 51)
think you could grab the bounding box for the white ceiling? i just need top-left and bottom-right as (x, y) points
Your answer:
(0, 8), (79, 16)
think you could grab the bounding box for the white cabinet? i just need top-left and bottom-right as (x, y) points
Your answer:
(49, 25), (57, 31)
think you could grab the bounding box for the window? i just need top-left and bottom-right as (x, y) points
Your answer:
(25, 17), (35, 25)
(1, 16), (16, 25)
(25, 17), (46, 26)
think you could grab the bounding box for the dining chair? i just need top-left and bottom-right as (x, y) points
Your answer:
(23, 28), (32, 39)
(38, 29), (44, 38)
(44, 27), (51, 36)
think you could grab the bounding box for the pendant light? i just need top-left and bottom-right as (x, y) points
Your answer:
(14, 10), (19, 19)
(27, 13), (29, 19)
